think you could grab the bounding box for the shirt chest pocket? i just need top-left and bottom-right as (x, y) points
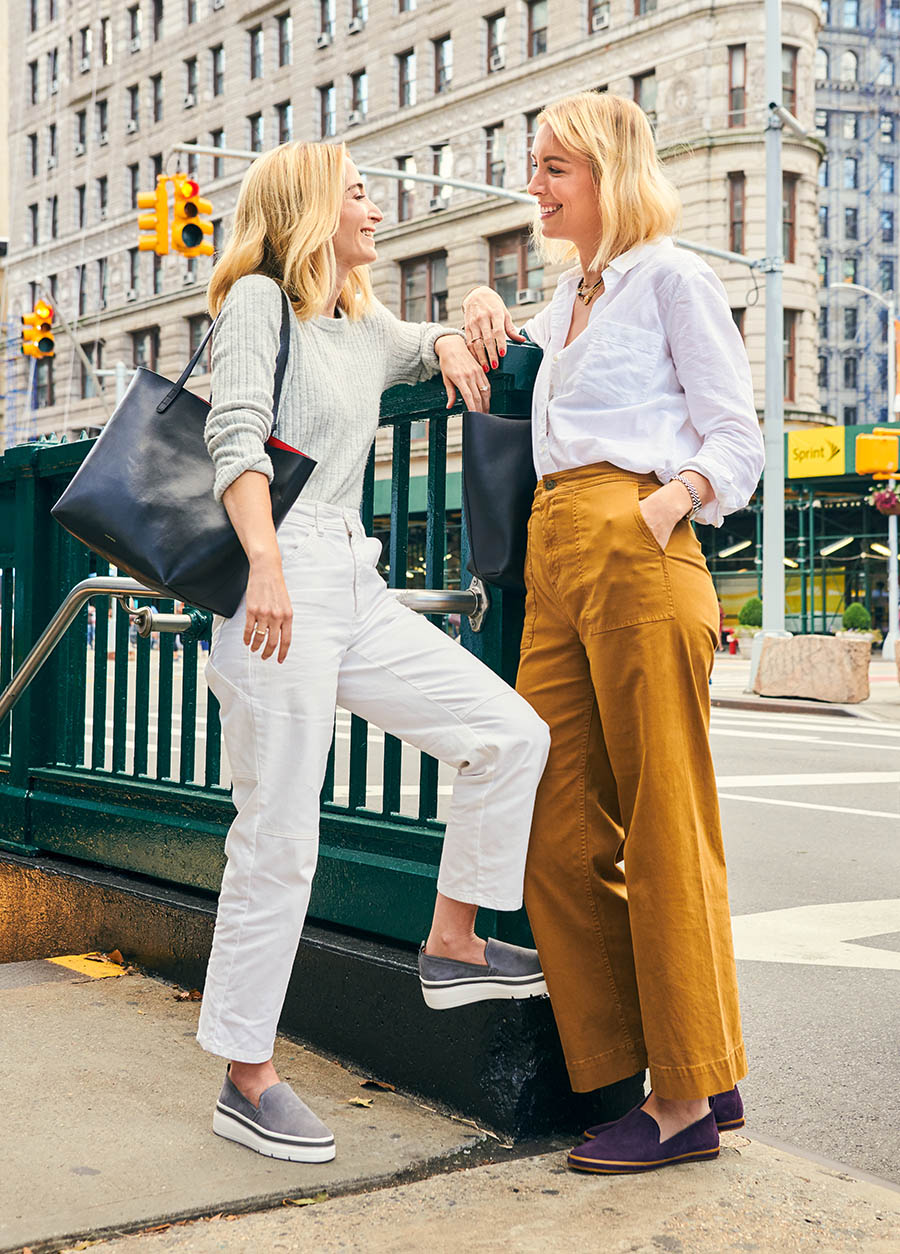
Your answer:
(575, 324), (664, 408)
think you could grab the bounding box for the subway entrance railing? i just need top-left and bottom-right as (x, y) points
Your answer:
(0, 364), (535, 950)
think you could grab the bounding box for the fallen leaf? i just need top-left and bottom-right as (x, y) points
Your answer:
(359, 1079), (395, 1092)
(106, 949), (124, 965)
(174, 989), (203, 1002)
(282, 1192), (328, 1207)
(346, 1096), (373, 1108)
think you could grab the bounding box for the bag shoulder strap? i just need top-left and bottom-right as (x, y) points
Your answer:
(156, 285), (292, 419)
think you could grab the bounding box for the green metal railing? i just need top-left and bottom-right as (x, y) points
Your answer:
(0, 364), (536, 947)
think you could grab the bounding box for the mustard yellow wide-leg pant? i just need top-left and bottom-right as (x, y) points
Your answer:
(517, 462), (747, 1100)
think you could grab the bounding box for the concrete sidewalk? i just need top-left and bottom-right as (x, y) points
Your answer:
(710, 653), (900, 723)
(3, 958), (899, 1254)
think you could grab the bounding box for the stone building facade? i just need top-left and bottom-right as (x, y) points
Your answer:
(6, 0), (822, 445)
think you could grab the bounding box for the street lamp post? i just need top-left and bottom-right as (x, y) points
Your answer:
(828, 281), (899, 661)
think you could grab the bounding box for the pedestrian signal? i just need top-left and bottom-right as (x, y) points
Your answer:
(172, 175), (214, 257)
(137, 177), (170, 255)
(21, 301), (55, 358)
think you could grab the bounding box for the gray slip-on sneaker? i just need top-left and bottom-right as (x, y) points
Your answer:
(418, 937), (548, 1010)
(213, 1070), (336, 1163)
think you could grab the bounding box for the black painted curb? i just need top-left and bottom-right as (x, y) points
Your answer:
(0, 850), (643, 1141)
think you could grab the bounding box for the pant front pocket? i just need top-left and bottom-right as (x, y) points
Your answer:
(571, 479), (675, 635)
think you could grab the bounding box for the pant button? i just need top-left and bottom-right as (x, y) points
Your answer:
(544, 477), (556, 490)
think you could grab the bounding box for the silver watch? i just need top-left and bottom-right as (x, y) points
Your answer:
(671, 473), (702, 521)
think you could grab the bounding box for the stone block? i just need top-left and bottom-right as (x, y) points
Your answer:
(753, 634), (870, 704)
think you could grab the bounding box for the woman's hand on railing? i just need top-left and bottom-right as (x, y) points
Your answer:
(461, 287), (526, 373)
(244, 555), (293, 663)
(435, 333), (492, 413)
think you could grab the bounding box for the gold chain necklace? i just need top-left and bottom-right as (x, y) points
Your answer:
(576, 275), (605, 305)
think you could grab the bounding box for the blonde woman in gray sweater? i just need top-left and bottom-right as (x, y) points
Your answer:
(197, 141), (550, 1163)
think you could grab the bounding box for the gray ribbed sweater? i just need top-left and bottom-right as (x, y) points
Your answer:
(205, 273), (455, 508)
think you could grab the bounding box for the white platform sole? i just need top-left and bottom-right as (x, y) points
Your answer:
(421, 976), (549, 1010)
(213, 1108), (336, 1163)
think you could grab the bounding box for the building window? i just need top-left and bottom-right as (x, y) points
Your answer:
(76, 184), (86, 229)
(28, 203), (38, 246)
(881, 113), (896, 142)
(96, 99), (109, 143)
(843, 0), (859, 23)
(275, 100), (292, 143)
(843, 356), (857, 389)
(843, 306), (857, 339)
(843, 256), (858, 283)
(486, 12), (506, 72)
(843, 156), (858, 189)
(399, 0), (416, 11)
(489, 230), (543, 305)
(782, 174), (797, 263)
(128, 162), (140, 209)
(28, 133), (38, 178)
(845, 206), (858, 239)
(815, 48), (829, 81)
(732, 308), (746, 340)
(100, 15), (112, 62)
(152, 252), (163, 295)
(185, 138), (198, 177)
(318, 85), (335, 138)
(525, 109), (541, 179)
(151, 73), (163, 122)
(152, 151), (163, 180)
(29, 61), (38, 106)
(633, 70), (657, 123)
(35, 360), (55, 409)
(728, 172), (745, 254)
(783, 310), (797, 401)
(213, 218), (224, 259)
(588, 0), (609, 32)
(881, 209), (895, 243)
(210, 128), (224, 178)
(152, 0), (163, 40)
(188, 314), (212, 371)
(129, 4), (142, 44)
(185, 56), (198, 100)
(75, 110), (87, 152)
(132, 327), (160, 371)
(635, 0), (657, 12)
(843, 405), (857, 423)
(397, 155), (415, 221)
(728, 45), (746, 127)
(128, 247), (140, 296)
(30, 0), (38, 33)
(349, 70), (368, 119)
(818, 355), (828, 389)
(880, 258), (895, 291)
(434, 36), (452, 94)
(840, 49), (858, 83)
(352, 0), (369, 18)
(128, 84), (140, 128)
(47, 195), (58, 239)
(277, 13), (292, 66)
(527, 0), (548, 56)
(841, 112), (858, 139)
(486, 124), (506, 186)
(81, 342), (103, 399)
(79, 25), (92, 68)
(819, 158), (829, 188)
(249, 26), (263, 79)
(819, 205), (829, 237)
(887, 0), (900, 30)
(48, 47), (59, 92)
(881, 158), (895, 194)
(319, 0), (334, 37)
(432, 142), (452, 201)
(97, 175), (108, 220)
(877, 54), (895, 85)
(186, 0), (197, 21)
(248, 111), (264, 151)
(97, 257), (108, 309)
(47, 122), (57, 162)
(211, 45), (224, 96)
(818, 255), (829, 285)
(401, 253), (448, 322)
(398, 50), (416, 107)
(819, 305), (829, 339)
(782, 45), (798, 110)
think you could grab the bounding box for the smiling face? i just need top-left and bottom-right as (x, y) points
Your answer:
(331, 158), (383, 273)
(528, 123), (603, 263)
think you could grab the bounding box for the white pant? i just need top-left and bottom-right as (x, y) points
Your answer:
(196, 500), (550, 1062)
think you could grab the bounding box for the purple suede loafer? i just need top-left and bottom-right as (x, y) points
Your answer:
(567, 1104), (719, 1174)
(583, 1085), (744, 1139)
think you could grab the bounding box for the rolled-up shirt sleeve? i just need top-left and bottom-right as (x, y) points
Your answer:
(205, 274), (283, 503)
(663, 269), (765, 527)
(519, 299), (553, 349)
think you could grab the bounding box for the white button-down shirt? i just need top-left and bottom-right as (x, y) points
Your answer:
(521, 237), (764, 526)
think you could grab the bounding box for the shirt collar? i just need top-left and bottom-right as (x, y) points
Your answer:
(605, 235), (672, 277)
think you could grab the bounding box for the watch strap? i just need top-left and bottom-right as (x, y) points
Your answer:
(671, 472), (702, 521)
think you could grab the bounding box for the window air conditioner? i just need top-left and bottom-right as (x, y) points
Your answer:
(489, 50), (505, 71)
(126, 288), (138, 302)
(316, 32), (332, 48)
(126, 119), (138, 134)
(182, 271), (195, 284)
(74, 141), (86, 156)
(184, 92), (196, 107)
(348, 16), (364, 32)
(98, 130), (109, 146)
(516, 287), (541, 304)
(212, 0), (224, 8)
(130, 36), (141, 52)
(347, 109), (363, 125)
(80, 56), (91, 72)
(47, 155), (58, 169)
(49, 78), (59, 94)
(429, 195), (448, 211)
(99, 206), (108, 219)
(591, 10), (609, 30)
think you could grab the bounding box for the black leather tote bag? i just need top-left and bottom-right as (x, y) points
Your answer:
(462, 410), (536, 593)
(52, 287), (316, 618)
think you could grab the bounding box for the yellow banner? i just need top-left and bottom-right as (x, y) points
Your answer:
(787, 427), (846, 478)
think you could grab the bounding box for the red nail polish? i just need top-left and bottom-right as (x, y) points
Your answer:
(499, 348), (506, 357)
(491, 361), (498, 369)
(483, 365), (489, 373)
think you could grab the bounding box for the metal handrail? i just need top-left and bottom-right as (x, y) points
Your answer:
(0, 575), (491, 725)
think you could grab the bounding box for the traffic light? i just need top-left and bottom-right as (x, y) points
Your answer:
(137, 176), (170, 255)
(21, 300), (55, 358)
(172, 175), (214, 257)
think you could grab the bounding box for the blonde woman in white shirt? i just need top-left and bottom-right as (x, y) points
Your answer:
(463, 91), (764, 1176)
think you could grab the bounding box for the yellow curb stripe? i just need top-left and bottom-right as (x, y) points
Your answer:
(47, 954), (127, 979)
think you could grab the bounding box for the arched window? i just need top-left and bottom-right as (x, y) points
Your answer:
(876, 54), (895, 86)
(815, 48), (829, 80)
(839, 49), (858, 82)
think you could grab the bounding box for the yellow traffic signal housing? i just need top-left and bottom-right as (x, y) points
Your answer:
(172, 175), (214, 257)
(137, 177), (170, 255)
(856, 431), (899, 476)
(21, 300), (55, 358)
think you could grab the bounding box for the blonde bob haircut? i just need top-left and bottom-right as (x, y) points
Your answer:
(533, 91), (681, 276)
(207, 140), (374, 320)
